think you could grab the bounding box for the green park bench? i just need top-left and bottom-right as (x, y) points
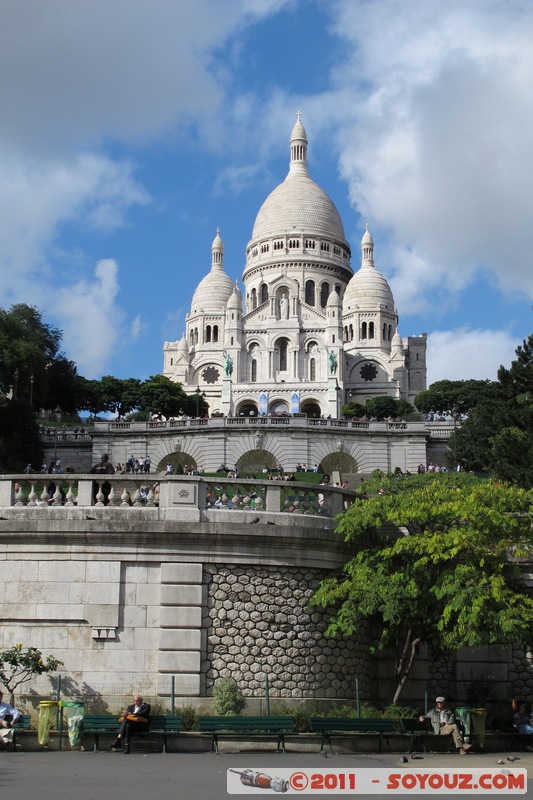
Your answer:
(81, 714), (181, 753)
(198, 715), (298, 754)
(10, 713), (31, 751)
(309, 717), (400, 754)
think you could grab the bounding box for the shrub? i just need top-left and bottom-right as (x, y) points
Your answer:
(212, 678), (246, 716)
(175, 704), (199, 730)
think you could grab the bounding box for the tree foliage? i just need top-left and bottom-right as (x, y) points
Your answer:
(212, 677), (246, 716)
(341, 397), (413, 421)
(138, 375), (196, 419)
(310, 473), (533, 703)
(414, 379), (496, 417)
(453, 334), (533, 485)
(0, 644), (63, 704)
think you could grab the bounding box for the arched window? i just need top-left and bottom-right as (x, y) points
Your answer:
(310, 358), (316, 381)
(383, 323), (387, 339)
(260, 283), (268, 304)
(170, 358), (173, 366)
(305, 279), (315, 306)
(251, 359), (257, 382)
(369, 322), (375, 339)
(213, 325), (219, 343)
(349, 324), (354, 341)
(344, 326), (348, 342)
(361, 321), (367, 339)
(388, 325), (392, 341)
(278, 339), (288, 371)
(320, 282), (330, 307)
(251, 288), (257, 309)
(205, 325), (211, 343)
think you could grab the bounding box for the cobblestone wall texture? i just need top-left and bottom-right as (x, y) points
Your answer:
(201, 564), (372, 699)
(509, 645), (533, 696)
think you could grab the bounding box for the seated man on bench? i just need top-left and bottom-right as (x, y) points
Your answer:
(111, 694), (151, 754)
(420, 696), (472, 755)
(0, 691), (21, 751)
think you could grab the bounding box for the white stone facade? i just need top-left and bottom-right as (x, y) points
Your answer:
(163, 117), (427, 418)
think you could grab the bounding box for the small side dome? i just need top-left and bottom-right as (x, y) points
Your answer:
(226, 281), (242, 310)
(177, 333), (189, 353)
(191, 228), (234, 313)
(344, 264), (394, 310)
(327, 288), (342, 307)
(391, 330), (403, 352)
(344, 225), (394, 310)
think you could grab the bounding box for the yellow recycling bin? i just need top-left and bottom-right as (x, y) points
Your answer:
(471, 707), (487, 748)
(38, 700), (59, 746)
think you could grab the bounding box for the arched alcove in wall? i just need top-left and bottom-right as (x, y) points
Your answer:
(319, 452), (358, 475)
(156, 453), (197, 474)
(235, 401), (259, 417)
(299, 400), (321, 418)
(236, 449), (279, 474)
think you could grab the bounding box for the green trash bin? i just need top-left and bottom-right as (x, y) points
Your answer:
(61, 701), (85, 747)
(471, 707), (487, 748)
(38, 700), (59, 746)
(455, 707), (472, 744)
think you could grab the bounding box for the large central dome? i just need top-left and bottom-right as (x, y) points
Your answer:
(250, 118), (347, 244)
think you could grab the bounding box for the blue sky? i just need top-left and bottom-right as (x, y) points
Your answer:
(1, 0), (532, 385)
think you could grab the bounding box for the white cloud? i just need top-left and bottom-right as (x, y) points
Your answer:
(326, 0), (533, 305)
(51, 259), (124, 378)
(427, 327), (520, 384)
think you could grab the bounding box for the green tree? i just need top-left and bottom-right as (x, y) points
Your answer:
(99, 376), (141, 417)
(0, 644), (63, 704)
(138, 375), (192, 419)
(365, 396), (413, 420)
(341, 401), (366, 419)
(414, 379), (496, 417)
(453, 334), (533, 485)
(310, 473), (533, 703)
(0, 400), (43, 471)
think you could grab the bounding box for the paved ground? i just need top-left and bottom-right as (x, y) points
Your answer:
(2, 749), (532, 800)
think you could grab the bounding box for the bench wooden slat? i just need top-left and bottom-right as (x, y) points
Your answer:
(81, 714), (181, 753)
(198, 715), (298, 753)
(309, 717), (400, 754)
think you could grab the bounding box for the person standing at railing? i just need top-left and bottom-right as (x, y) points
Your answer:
(91, 453), (115, 505)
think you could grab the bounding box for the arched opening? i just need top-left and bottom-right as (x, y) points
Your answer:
(251, 359), (257, 382)
(276, 338), (289, 372)
(236, 449), (279, 475)
(251, 288), (257, 309)
(156, 453), (198, 475)
(213, 325), (219, 343)
(235, 401), (259, 417)
(269, 400), (290, 416)
(320, 282), (330, 308)
(369, 321), (375, 339)
(320, 452), (359, 475)
(260, 283), (268, 304)
(300, 399), (321, 418)
(361, 321), (367, 340)
(310, 358), (316, 381)
(205, 325), (211, 343)
(305, 279), (315, 306)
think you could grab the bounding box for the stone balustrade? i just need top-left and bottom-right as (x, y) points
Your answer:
(0, 475), (352, 517)
(92, 416), (434, 433)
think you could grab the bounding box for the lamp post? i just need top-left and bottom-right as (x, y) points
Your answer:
(30, 373), (35, 405)
(13, 368), (19, 399)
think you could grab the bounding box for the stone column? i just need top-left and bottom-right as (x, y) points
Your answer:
(159, 563), (203, 696)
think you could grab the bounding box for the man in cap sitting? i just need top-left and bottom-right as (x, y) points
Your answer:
(420, 696), (472, 755)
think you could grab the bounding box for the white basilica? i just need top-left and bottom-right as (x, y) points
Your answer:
(163, 116), (427, 418)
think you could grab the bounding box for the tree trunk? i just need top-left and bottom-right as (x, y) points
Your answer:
(392, 630), (421, 705)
